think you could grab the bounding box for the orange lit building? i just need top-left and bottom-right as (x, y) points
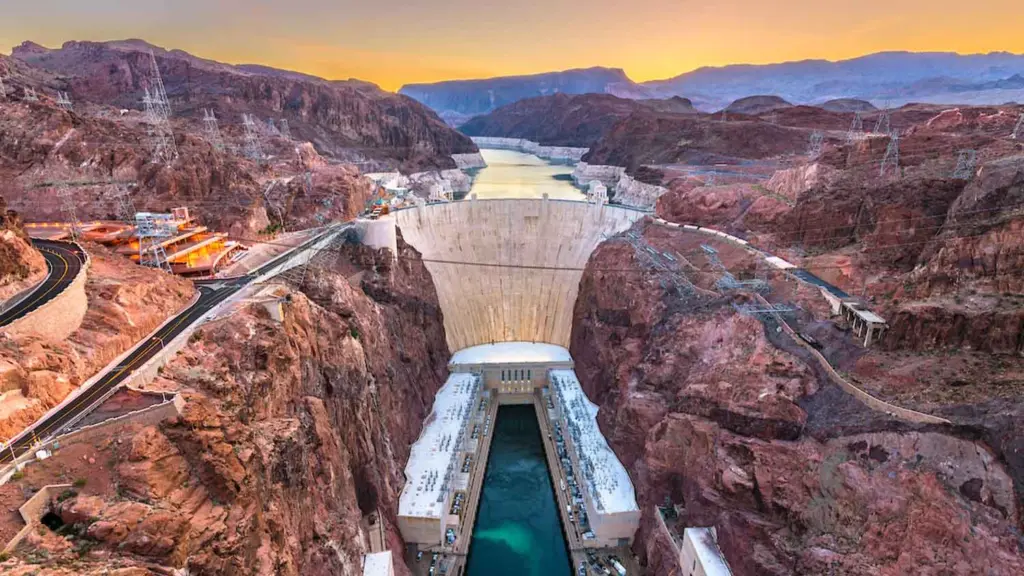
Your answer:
(25, 207), (246, 277)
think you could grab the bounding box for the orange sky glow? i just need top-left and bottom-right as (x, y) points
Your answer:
(3, 0), (1023, 91)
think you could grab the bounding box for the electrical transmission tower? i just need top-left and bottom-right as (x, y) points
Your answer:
(721, 110), (727, 123)
(143, 88), (178, 162)
(112, 185), (137, 224)
(24, 87), (38, 102)
(1012, 114), (1023, 140)
(953, 149), (977, 180)
(265, 118), (281, 136)
(873, 103), (891, 134)
(147, 51), (172, 119)
(56, 183), (82, 241)
(202, 109), (225, 151)
(846, 112), (864, 143)
(55, 91), (72, 111)
(279, 119), (291, 139)
(808, 131), (824, 158)
(880, 131), (900, 179)
(135, 213), (175, 272)
(241, 114), (265, 162)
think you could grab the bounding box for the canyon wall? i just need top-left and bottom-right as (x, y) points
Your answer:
(394, 199), (644, 351)
(2, 237), (449, 575)
(569, 221), (1024, 576)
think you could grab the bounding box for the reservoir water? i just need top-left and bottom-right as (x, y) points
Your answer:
(468, 149), (586, 200)
(466, 404), (572, 576)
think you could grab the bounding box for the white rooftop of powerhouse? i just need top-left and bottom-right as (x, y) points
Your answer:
(686, 527), (733, 575)
(398, 372), (479, 519)
(362, 551), (393, 576)
(449, 342), (572, 365)
(550, 369), (639, 514)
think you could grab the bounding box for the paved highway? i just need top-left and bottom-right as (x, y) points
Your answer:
(0, 240), (86, 328)
(0, 225), (343, 466)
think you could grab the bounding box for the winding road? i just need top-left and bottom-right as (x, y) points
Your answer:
(0, 240), (86, 328)
(0, 224), (345, 466)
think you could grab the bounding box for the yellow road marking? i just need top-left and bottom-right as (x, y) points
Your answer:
(1, 248), (70, 323)
(31, 289), (219, 441)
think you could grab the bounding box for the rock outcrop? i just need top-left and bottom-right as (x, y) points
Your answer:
(4, 235), (448, 575)
(723, 95), (793, 116)
(12, 39), (476, 172)
(460, 93), (694, 148)
(0, 244), (194, 441)
(0, 196), (46, 303)
(569, 221), (1024, 575)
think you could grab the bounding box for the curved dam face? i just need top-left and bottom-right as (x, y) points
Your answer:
(395, 199), (644, 351)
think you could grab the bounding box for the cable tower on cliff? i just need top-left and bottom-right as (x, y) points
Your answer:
(1012, 114), (1024, 140)
(846, 111), (864, 143)
(808, 131), (824, 158)
(143, 88), (178, 162)
(24, 87), (38, 102)
(112, 185), (137, 224)
(880, 131), (900, 179)
(873, 102), (891, 135)
(952, 149), (978, 180)
(241, 114), (265, 162)
(265, 118), (281, 137)
(202, 109), (226, 151)
(147, 51), (172, 119)
(56, 183), (82, 241)
(279, 118), (291, 140)
(55, 91), (73, 111)
(135, 212), (175, 272)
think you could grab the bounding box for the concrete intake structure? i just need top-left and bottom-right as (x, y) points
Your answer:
(394, 199), (645, 352)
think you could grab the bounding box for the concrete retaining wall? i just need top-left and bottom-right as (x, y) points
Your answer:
(395, 199), (645, 351)
(2, 483), (72, 553)
(2, 246), (90, 342)
(57, 394), (183, 448)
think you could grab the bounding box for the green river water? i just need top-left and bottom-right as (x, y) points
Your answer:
(465, 405), (572, 576)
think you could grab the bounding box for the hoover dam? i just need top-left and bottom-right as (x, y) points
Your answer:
(383, 197), (646, 576)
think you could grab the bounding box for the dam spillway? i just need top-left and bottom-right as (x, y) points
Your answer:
(394, 199), (645, 351)
(466, 405), (572, 576)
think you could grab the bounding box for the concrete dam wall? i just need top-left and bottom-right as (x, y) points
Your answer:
(395, 199), (645, 351)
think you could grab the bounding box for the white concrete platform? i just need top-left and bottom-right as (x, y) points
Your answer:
(449, 342), (572, 366)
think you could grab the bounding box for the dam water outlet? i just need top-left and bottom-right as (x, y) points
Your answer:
(466, 405), (572, 576)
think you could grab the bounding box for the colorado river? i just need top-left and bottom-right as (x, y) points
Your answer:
(466, 404), (572, 576)
(468, 149), (586, 200)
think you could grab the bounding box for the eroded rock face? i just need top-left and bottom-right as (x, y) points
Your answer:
(8, 236), (448, 575)
(0, 244), (195, 441)
(569, 223), (1023, 576)
(12, 39), (475, 173)
(0, 195), (47, 303)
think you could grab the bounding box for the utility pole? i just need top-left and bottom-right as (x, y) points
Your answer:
(880, 131), (900, 179)
(721, 109), (727, 123)
(202, 109), (225, 151)
(847, 111), (864, 143)
(55, 91), (73, 111)
(242, 114), (265, 162)
(808, 131), (824, 158)
(1013, 114), (1023, 140)
(953, 149), (977, 180)
(873, 101), (891, 135)
(135, 212), (174, 272)
(56, 183), (82, 241)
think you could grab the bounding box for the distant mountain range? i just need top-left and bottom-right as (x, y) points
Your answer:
(399, 51), (1024, 125)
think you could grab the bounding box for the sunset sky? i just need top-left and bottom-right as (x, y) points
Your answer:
(3, 0), (1023, 91)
